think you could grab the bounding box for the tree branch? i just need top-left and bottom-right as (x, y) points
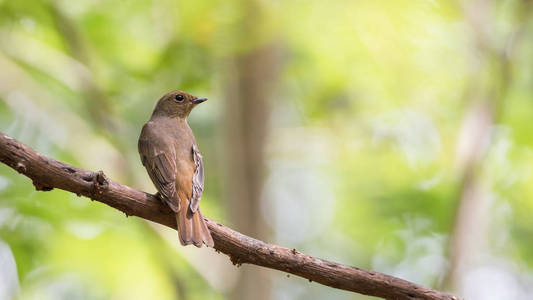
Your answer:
(0, 131), (455, 300)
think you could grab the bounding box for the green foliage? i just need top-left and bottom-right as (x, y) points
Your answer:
(1, 0), (533, 299)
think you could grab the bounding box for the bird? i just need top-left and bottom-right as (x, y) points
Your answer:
(138, 90), (214, 247)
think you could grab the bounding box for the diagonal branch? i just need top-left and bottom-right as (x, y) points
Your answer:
(0, 131), (455, 300)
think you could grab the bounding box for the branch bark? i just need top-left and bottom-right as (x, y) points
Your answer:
(0, 131), (455, 300)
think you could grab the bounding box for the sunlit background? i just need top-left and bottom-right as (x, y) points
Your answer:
(1, 0), (533, 299)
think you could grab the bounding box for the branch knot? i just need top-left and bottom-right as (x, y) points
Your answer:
(92, 170), (109, 195)
(32, 180), (53, 191)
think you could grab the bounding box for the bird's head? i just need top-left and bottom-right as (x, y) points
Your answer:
(153, 90), (207, 119)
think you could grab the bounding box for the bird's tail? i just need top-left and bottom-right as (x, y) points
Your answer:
(176, 206), (214, 248)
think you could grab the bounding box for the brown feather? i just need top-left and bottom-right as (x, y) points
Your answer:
(192, 210), (203, 247)
(197, 209), (214, 247)
(139, 91), (214, 247)
(175, 195), (188, 245)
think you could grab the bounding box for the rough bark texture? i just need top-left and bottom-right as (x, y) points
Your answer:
(0, 131), (455, 300)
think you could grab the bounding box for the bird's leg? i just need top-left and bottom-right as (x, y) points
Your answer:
(154, 192), (164, 202)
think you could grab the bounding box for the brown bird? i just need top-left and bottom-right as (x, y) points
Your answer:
(138, 91), (214, 247)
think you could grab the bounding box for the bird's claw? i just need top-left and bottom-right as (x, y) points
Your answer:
(154, 192), (164, 202)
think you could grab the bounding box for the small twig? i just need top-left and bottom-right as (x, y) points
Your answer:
(0, 131), (455, 300)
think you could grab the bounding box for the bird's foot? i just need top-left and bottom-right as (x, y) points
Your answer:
(154, 192), (164, 202)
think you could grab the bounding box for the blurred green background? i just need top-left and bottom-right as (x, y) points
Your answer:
(1, 0), (533, 299)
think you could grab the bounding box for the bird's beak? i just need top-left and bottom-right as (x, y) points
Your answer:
(191, 97), (208, 104)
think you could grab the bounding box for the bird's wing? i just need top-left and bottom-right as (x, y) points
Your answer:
(138, 126), (180, 212)
(190, 144), (204, 213)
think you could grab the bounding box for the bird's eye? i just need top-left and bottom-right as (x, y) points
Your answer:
(174, 94), (184, 102)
